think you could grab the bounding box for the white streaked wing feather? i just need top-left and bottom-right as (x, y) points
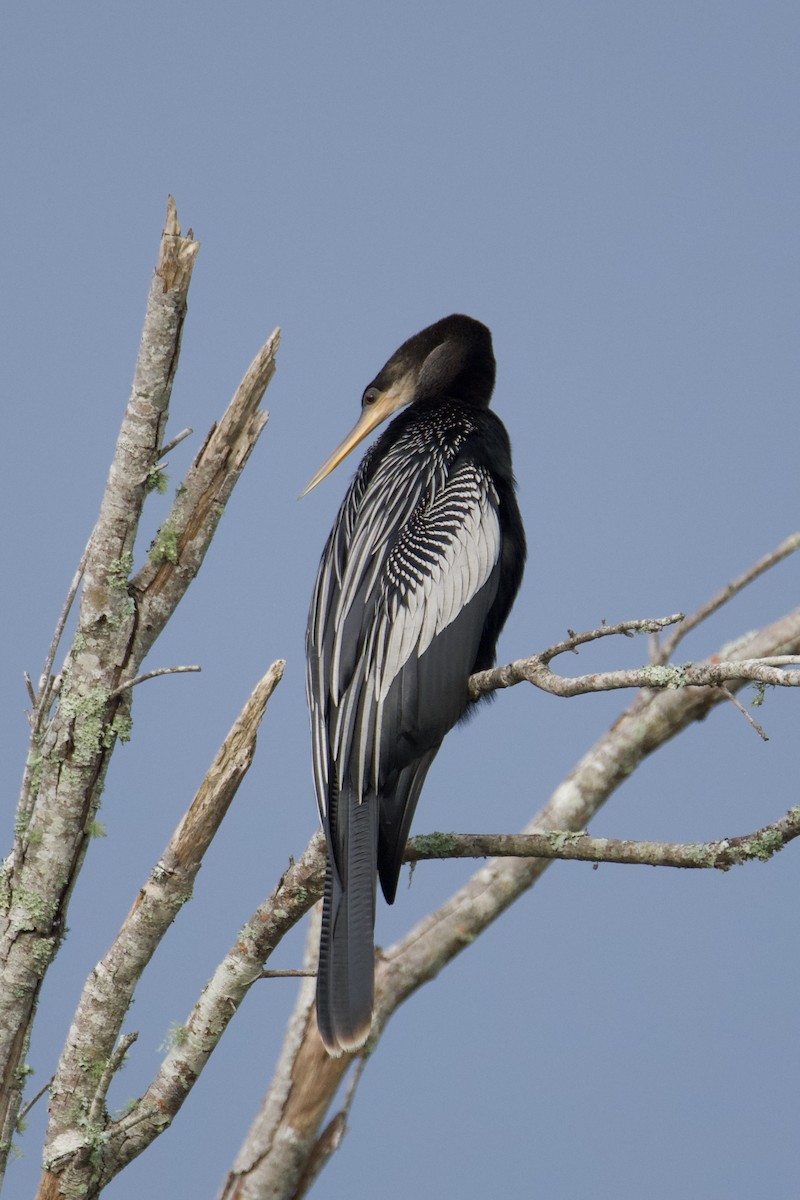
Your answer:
(375, 466), (501, 700)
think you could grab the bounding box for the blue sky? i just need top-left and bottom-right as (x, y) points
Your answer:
(2, 3), (798, 1197)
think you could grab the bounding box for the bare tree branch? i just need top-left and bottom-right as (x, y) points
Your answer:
(108, 665), (202, 698)
(406, 806), (800, 869)
(653, 531), (800, 664)
(128, 325), (279, 665)
(87, 1034), (138, 1126)
(2, 198), (280, 1196)
(717, 686), (769, 740)
(157, 426), (193, 458)
(39, 663), (284, 1198)
(0, 198), (200, 1182)
(260, 971), (318, 979)
(292, 1053), (367, 1200)
(17, 1077), (54, 1127)
(31, 535), (92, 732)
(85, 833), (326, 1191)
(469, 611), (800, 700)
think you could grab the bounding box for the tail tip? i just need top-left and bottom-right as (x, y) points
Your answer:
(317, 1012), (373, 1057)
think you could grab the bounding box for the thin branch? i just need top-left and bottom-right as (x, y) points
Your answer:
(470, 636), (800, 700)
(108, 665), (201, 698)
(546, 614), (685, 658)
(469, 615), (685, 697)
(405, 807), (800, 870)
(17, 1077), (54, 1126)
(159, 426), (193, 457)
(292, 1113), (348, 1200)
(87, 1033), (138, 1126)
(260, 970), (317, 979)
(139, 427), (195, 484)
(654, 531), (800, 663)
(32, 534), (91, 730)
(719, 686), (769, 741)
(129, 326), (280, 666)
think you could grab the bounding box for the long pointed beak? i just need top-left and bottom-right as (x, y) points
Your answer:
(300, 383), (411, 497)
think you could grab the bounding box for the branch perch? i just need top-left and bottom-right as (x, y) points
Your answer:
(406, 807), (800, 870)
(469, 612), (800, 700)
(654, 532), (800, 663)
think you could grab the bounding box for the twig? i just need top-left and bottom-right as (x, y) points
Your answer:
(159, 427), (193, 457)
(469, 614), (682, 698)
(109, 665), (201, 698)
(88, 1032), (138, 1125)
(260, 970), (317, 979)
(655, 532), (800, 664)
(719, 686), (769, 741)
(140, 428), (195, 484)
(17, 1077), (54, 1126)
(546, 614), (685, 659)
(33, 535), (91, 730)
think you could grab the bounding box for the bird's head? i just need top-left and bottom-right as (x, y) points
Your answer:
(301, 314), (494, 496)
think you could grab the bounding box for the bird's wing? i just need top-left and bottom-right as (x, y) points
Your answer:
(307, 446), (502, 824)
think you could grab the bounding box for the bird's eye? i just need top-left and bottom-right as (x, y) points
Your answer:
(363, 387), (380, 407)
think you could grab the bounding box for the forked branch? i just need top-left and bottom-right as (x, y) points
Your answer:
(469, 613), (800, 701)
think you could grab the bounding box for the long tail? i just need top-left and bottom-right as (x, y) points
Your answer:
(316, 784), (378, 1055)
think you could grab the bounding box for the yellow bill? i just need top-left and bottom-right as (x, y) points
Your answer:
(300, 379), (414, 497)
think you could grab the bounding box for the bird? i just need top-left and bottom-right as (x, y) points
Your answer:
(303, 314), (526, 1055)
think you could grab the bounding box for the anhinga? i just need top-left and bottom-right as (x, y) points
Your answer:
(304, 314), (525, 1055)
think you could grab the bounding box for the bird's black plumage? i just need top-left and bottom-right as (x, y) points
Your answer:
(305, 315), (525, 1054)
